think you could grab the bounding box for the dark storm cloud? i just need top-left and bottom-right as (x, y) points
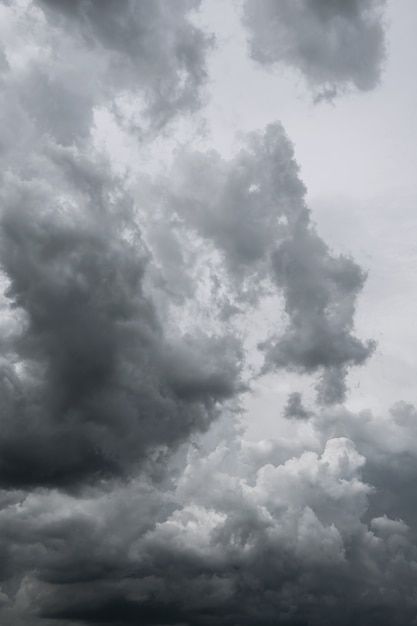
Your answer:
(0, 0), (242, 490)
(169, 123), (307, 274)
(315, 402), (417, 532)
(242, 0), (387, 98)
(0, 145), (242, 488)
(2, 416), (417, 626)
(0, 2), (414, 626)
(165, 124), (373, 403)
(267, 220), (375, 403)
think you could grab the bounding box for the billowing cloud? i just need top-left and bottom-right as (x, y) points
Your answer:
(267, 221), (375, 403)
(242, 0), (387, 98)
(0, 145), (242, 488)
(163, 123), (374, 403)
(0, 0), (212, 149)
(1, 410), (417, 625)
(0, 0), (241, 489)
(38, 0), (212, 129)
(0, 2), (414, 625)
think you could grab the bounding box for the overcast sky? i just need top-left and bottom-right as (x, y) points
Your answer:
(195, 0), (417, 433)
(1, 1), (417, 625)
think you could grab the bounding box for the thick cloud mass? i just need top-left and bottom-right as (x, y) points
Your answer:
(0, 147), (242, 488)
(0, 0), (211, 149)
(0, 2), (415, 625)
(0, 0), (243, 489)
(2, 410), (417, 626)
(243, 0), (386, 98)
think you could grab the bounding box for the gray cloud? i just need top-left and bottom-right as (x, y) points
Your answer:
(0, 145), (242, 488)
(284, 391), (312, 419)
(0, 2), (414, 625)
(314, 402), (417, 535)
(242, 0), (387, 98)
(37, 0), (212, 132)
(1, 413), (417, 626)
(164, 123), (374, 403)
(0, 0), (212, 150)
(0, 0), (239, 490)
(168, 123), (307, 275)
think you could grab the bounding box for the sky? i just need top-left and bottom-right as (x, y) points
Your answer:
(1, 1), (417, 625)
(195, 0), (417, 433)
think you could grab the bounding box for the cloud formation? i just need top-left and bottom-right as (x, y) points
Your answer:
(0, 2), (415, 625)
(2, 408), (417, 626)
(0, 0), (212, 150)
(0, 0), (240, 489)
(0, 145), (242, 488)
(164, 123), (374, 403)
(243, 0), (387, 98)
(38, 0), (212, 130)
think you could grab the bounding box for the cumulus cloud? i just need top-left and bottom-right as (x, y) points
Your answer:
(0, 2), (414, 625)
(164, 123), (374, 403)
(1, 412), (417, 626)
(0, 144), (243, 488)
(242, 0), (387, 98)
(311, 402), (417, 534)
(0, 0), (241, 490)
(268, 221), (375, 403)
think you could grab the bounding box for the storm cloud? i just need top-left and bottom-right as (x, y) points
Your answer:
(242, 0), (387, 98)
(0, 0), (240, 488)
(38, 0), (212, 130)
(0, 1), (415, 625)
(2, 408), (417, 626)
(0, 145), (242, 488)
(163, 123), (374, 403)
(0, 0), (212, 149)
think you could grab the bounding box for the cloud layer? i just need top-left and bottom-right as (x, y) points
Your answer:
(0, 2), (415, 626)
(164, 123), (374, 403)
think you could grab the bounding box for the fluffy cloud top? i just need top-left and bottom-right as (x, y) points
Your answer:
(0, 144), (243, 488)
(2, 408), (417, 626)
(38, 0), (212, 129)
(0, 1), (245, 489)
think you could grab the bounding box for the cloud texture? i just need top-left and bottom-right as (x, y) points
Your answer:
(243, 0), (387, 98)
(0, 144), (243, 488)
(0, 2), (416, 626)
(38, 0), (212, 129)
(164, 123), (374, 403)
(2, 408), (417, 626)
